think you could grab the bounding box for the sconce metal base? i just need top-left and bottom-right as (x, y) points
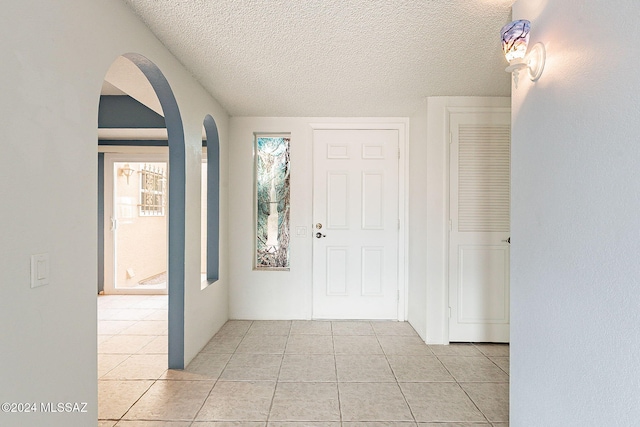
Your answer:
(505, 62), (527, 88)
(527, 42), (546, 82)
(505, 42), (546, 88)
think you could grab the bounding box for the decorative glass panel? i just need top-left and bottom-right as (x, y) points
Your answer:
(255, 135), (290, 269)
(500, 20), (530, 62)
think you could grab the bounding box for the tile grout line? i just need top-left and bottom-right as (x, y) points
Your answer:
(191, 320), (253, 423)
(112, 379), (158, 422)
(375, 324), (419, 424)
(265, 321), (291, 424)
(191, 320), (253, 424)
(98, 295), (169, 423)
(435, 349), (493, 424)
(98, 353), (134, 379)
(331, 321), (344, 425)
(473, 343), (511, 376)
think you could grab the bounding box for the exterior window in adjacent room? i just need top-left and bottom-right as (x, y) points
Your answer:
(254, 134), (290, 270)
(139, 164), (166, 216)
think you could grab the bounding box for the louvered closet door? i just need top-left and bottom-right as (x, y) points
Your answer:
(449, 111), (510, 343)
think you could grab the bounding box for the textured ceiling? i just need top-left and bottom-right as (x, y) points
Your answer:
(122, 0), (515, 117)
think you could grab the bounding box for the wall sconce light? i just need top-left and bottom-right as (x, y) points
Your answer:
(501, 19), (546, 88)
(119, 163), (136, 184)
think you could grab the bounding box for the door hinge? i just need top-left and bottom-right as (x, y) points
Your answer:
(397, 290), (400, 302)
(398, 147), (401, 159)
(448, 219), (452, 231)
(397, 219), (400, 231)
(448, 307), (452, 318)
(449, 132), (453, 144)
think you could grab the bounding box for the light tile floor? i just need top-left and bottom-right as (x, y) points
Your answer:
(98, 295), (509, 426)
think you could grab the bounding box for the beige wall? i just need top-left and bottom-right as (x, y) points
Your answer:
(114, 162), (167, 288)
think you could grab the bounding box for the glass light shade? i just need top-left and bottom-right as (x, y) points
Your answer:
(501, 20), (530, 62)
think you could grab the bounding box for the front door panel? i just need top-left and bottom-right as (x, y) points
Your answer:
(312, 129), (399, 319)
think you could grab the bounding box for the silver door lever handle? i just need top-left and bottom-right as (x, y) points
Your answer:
(502, 237), (511, 243)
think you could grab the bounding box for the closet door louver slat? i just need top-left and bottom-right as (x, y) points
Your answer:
(457, 124), (511, 233)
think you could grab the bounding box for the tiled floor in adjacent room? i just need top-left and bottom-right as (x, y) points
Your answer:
(98, 295), (509, 426)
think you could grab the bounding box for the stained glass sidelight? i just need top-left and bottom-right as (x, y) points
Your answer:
(255, 135), (290, 269)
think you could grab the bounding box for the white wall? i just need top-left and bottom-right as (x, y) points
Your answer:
(184, 108), (230, 364)
(228, 117), (408, 320)
(407, 101), (428, 339)
(0, 1), (229, 425)
(511, 1), (640, 424)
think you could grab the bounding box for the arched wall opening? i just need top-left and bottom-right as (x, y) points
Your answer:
(203, 114), (220, 284)
(98, 53), (186, 369)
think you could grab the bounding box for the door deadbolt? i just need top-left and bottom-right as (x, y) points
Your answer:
(315, 223), (323, 229)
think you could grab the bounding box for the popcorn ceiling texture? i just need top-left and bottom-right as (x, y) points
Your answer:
(123, 0), (515, 117)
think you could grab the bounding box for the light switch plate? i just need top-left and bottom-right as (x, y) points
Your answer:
(295, 226), (307, 237)
(31, 253), (50, 288)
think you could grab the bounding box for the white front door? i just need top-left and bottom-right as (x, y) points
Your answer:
(448, 111), (511, 342)
(312, 129), (399, 319)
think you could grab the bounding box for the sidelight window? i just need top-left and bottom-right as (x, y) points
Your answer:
(254, 135), (290, 270)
